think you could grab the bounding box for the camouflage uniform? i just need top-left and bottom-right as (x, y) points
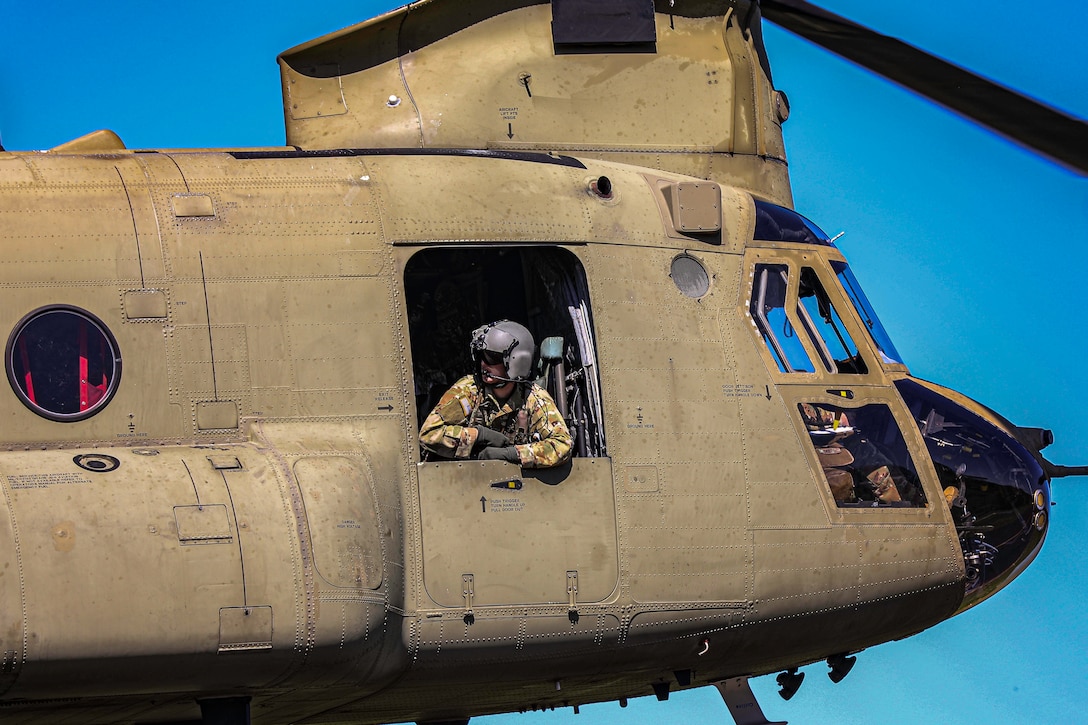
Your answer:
(420, 375), (572, 468)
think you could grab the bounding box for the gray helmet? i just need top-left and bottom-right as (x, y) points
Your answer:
(470, 320), (535, 381)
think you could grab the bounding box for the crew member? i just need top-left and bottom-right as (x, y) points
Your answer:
(800, 402), (908, 504)
(420, 320), (572, 468)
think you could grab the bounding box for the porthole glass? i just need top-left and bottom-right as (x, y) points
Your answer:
(671, 254), (710, 298)
(6, 306), (122, 421)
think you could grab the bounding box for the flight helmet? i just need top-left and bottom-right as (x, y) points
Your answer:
(470, 320), (535, 381)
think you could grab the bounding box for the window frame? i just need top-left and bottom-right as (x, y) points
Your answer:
(6, 304), (123, 422)
(750, 262), (819, 374)
(401, 245), (607, 462)
(744, 250), (882, 384)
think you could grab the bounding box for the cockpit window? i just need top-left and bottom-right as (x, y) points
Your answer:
(750, 264), (815, 373)
(799, 401), (927, 508)
(895, 379), (1047, 597)
(753, 200), (832, 246)
(831, 261), (904, 365)
(798, 268), (867, 374)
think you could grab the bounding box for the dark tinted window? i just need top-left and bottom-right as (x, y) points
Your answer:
(895, 379), (1047, 595)
(6, 306), (121, 421)
(753, 201), (831, 245)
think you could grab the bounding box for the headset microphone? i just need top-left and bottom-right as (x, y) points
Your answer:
(480, 371), (522, 384)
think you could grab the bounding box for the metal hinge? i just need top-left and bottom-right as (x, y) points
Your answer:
(567, 570), (579, 624)
(462, 573), (475, 625)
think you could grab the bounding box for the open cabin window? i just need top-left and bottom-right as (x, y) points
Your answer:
(404, 247), (606, 460)
(407, 247), (619, 610)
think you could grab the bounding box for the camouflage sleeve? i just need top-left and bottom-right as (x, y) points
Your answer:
(514, 385), (573, 469)
(419, 376), (480, 459)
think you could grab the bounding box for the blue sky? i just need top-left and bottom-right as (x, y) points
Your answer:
(2, 1), (1085, 723)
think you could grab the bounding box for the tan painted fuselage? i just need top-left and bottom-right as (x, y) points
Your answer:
(0, 2), (1026, 723)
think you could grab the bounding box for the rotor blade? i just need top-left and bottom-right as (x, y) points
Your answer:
(760, 0), (1088, 175)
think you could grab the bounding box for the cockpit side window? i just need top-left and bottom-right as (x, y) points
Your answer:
(798, 267), (868, 375)
(831, 261), (905, 365)
(799, 401), (927, 508)
(750, 264), (815, 373)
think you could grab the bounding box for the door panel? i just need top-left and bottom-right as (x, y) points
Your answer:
(417, 458), (618, 607)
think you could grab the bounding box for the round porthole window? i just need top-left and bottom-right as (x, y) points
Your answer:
(6, 306), (122, 421)
(671, 254), (710, 299)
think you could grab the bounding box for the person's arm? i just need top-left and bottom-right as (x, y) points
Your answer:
(419, 377), (480, 459)
(514, 386), (573, 468)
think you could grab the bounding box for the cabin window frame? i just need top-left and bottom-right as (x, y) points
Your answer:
(403, 245), (607, 462)
(5, 304), (122, 422)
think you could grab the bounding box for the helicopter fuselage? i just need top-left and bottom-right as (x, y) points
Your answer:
(0, 146), (1004, 723)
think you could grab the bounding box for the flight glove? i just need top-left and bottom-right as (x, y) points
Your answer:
(473, 426), (509, 448)
(477, 446), (521, 463)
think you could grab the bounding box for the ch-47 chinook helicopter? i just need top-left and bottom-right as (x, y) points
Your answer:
(1, 1), (1086, 724)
